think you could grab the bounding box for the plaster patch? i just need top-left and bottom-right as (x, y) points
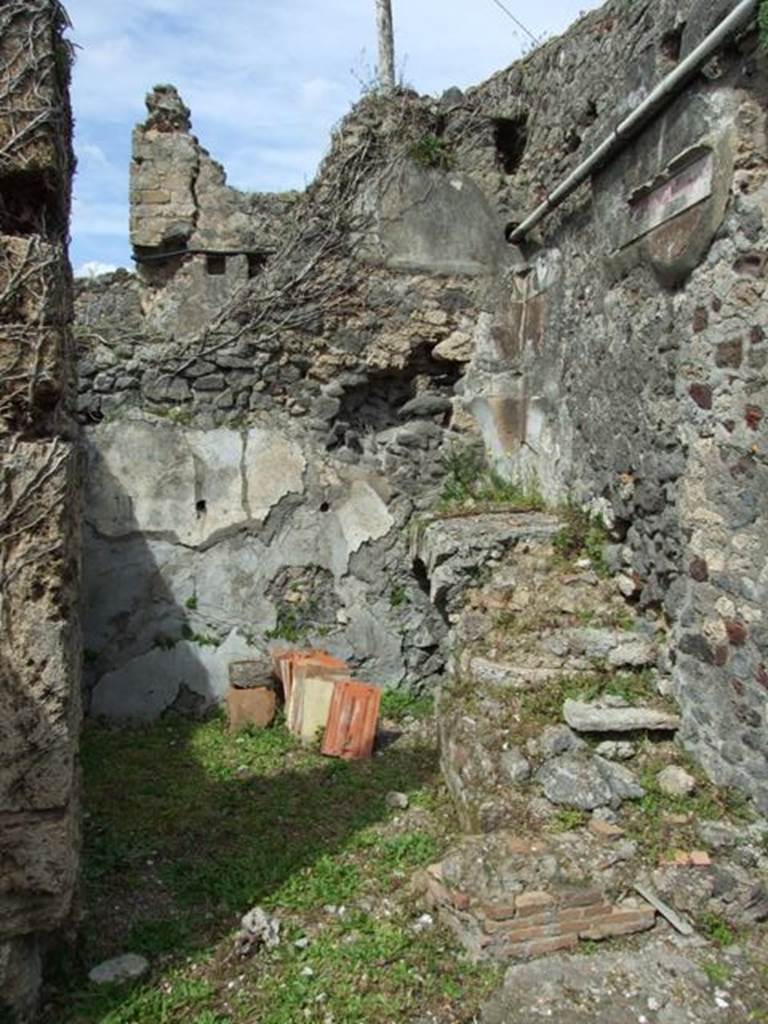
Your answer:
(334, 480), (394, 565)
(87, 420), (245, 547)
(244, 429), (306, 520)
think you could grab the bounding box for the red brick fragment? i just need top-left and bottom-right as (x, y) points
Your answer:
(559, 888), (603, 909)
(746, 405), (763, 430)
(689, 383), (712, 410)
(725, 619), (748, 646)
(692, 307), (708, 332)
(579, 907), (655, 940)
(515, 890), (554, 915)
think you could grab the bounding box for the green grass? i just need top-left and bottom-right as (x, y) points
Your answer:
(438, 444), (544, 513)
(703, 959), (732, 985)
(698, 912), (737, 948)
(379, 689), (434, 722)
(620, 746), (757, 862)
(518, 669), (660, 731)
(44, 715), (500, 1023)
(553, 502), (609, 574)
(552, 809), (587, 832)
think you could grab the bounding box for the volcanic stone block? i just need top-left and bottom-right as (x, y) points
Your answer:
(0, 439), (80, 818)
(226, 685), (277, 732)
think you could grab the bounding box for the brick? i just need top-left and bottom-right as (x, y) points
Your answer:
(515, 890), (555, 915)
(291, 675), (336, 745)
(288, 655), (348, 737)
(579, 908), (655, 940)
(556, 903), (614, 924)
(746, 405), (764, 430)
(481, 901), (518, 921)
(486, 920), (557, 941)
(132, 188), (171, 205)
(559, 887), (603, 909)
(689, 383), (712, 410)
(451, 890), (471, 911)
(692, 306), (708, 332)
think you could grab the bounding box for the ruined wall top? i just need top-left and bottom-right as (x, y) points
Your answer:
(130, 84), (296, 257)
(143, 83), (191, 132)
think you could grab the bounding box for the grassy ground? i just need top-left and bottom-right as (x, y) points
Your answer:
(43, 707), (500, 1024)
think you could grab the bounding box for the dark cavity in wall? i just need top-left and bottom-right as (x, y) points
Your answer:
(247, 252), (268, 279)
(206, 254), (226, 276)
(326, 344), (461, 449)
(661, 24), (684, 63)
(135, 237), (189, 288)
(0, 168), (67, 238)
(492, 115), (528, 175)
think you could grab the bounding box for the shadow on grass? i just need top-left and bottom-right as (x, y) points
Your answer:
(42, 713), (438, 1022)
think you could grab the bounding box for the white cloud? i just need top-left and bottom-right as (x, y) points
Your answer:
(74, 260), (120, 278)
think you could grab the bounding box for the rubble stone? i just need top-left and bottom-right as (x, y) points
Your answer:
(657, 765), (697, 798)
(563, 699), (681, 734)
(537, 754), (644, 810)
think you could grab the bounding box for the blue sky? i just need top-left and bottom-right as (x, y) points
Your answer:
(65, 0), (602, 276)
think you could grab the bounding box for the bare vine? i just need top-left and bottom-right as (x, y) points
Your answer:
(0, 2), (75, 595)
(156, 90), (443, 380)
(0, 0), (73, 180)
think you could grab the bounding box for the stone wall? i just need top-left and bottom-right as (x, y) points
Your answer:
(0, 1), (80, 1018)
(75, 90), (510, 717)
(451, 0), (768, 810)
(75, 0), (768, 810)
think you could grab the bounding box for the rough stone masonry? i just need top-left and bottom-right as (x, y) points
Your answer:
(0, 1), (81, 1019)
(75, 0), (768, 814)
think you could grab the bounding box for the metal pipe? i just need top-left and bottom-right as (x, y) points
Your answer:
(507, 0), (758, 244)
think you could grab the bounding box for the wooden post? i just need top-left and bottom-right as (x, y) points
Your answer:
(375, 0), (396, 92)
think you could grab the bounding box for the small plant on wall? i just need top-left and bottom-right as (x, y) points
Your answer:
(409, 133), (453, 169)
(760, 1), (768, 49)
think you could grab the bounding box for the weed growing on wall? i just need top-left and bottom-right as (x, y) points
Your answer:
(409, 133), (454, 170)
(553, 502), (610, 574)
(438, 444), (544, 513)
(760, 0), (768, 50)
